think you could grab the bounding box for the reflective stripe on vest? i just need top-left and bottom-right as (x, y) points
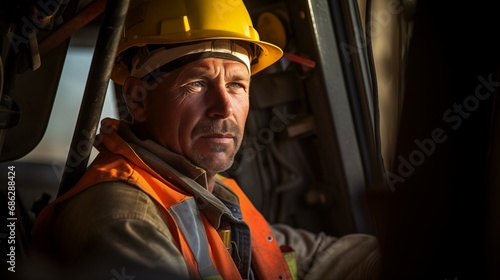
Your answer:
(169, 198), (222, 279)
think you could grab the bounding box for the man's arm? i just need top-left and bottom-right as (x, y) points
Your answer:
(44, 181), (189, 280)
(271, 223), (382, 280)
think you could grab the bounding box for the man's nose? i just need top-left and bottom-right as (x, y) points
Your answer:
(206, 84), (233, 119)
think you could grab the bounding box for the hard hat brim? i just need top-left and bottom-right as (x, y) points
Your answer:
(112, 35), (283, 84)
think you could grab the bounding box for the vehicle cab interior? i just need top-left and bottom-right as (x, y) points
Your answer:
(1, 0), (499, 279)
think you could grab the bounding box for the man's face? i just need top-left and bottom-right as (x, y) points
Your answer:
(138, 58), (250, 175)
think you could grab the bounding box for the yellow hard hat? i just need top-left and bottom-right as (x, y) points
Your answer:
(111, 0), (283, 84)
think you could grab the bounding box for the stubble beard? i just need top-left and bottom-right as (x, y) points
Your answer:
(189, 119), (242, 175)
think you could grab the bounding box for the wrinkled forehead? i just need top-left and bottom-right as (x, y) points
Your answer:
(174, 57), (252, 80)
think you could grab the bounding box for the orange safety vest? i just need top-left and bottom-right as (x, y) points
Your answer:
(32, 121), (293, 280)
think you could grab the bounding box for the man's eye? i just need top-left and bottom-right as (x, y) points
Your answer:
(227, 82), (248, 95)
(188, 81), (203, 87)
(183, 81), (205, 93)
(229, 83), (242, 88)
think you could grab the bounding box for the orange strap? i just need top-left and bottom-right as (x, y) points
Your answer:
(220, 177), (294, 280)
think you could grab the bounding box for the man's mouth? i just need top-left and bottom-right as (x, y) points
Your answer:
(199, 133), (235, 144)
(192, 119), (241, 148)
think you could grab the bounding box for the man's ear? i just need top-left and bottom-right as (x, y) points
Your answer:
(122, 76), (148, 122)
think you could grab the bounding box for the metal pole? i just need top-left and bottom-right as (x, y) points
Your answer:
(57, 0), (130, 197)
(39, 0), (108, 57)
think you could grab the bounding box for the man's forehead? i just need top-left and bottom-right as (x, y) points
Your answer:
(175, 58), (251, 79)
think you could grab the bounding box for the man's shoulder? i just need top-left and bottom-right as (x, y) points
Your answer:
(55, 181), (167, 231)
(35, 181), (186, 279)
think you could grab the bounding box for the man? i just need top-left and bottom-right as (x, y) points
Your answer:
(30, 0), (381, 279)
